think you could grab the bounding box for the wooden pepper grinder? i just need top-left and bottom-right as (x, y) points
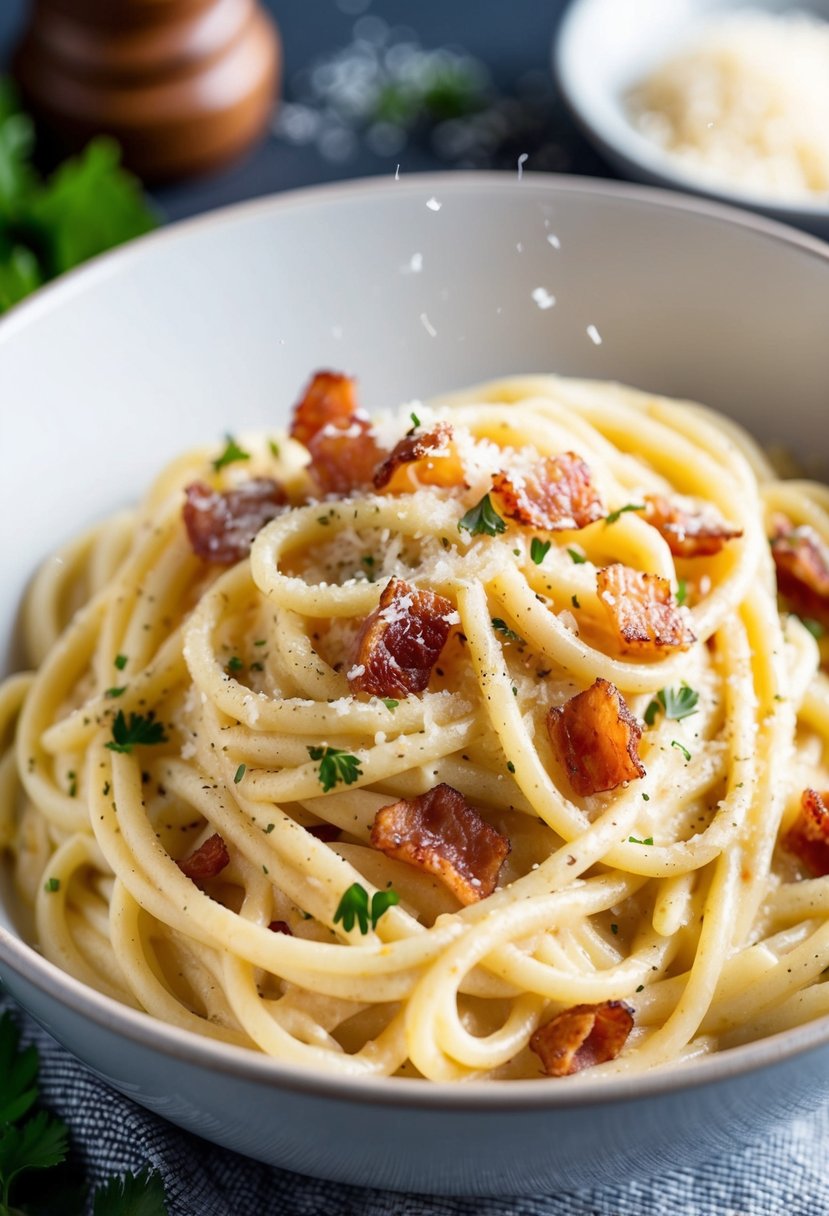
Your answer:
(13, 0), (281, 183)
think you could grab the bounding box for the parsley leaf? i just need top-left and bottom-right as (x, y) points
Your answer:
(105, 711), (168, 754)
(458, 493), (506, 538)
(92, 1167), (169, 1216)
(105, 686), (127, 699)
(672, 740), (692, 762)
(0, 1013), (39, 1126)
(530, 537), (551, 565)
(675, 579), (688, 607)
(43, 877), (60, 894)
(382, 698), (399, 710)
(333, 883), (399, 934)
(491, 617), (524, 644)
(268, 439), (280, 458)
(410, 411), (421, 428)
(225, 656), (244, 673)
(307, 745), (362, 792)
(605, 503), (646, 526)
(0, 1110), (69, 1201)
(800, 616), (826, 640)
(212, 435), (250, 472)
(567, 547), (587, 564)
(645, 684), (699, 726)
(628, 835), (654, 846)
(234, 764), (246, 785)
(114, 654), (128, 671)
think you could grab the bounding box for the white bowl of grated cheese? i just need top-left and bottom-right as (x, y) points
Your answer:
(555, 0), (829, 236)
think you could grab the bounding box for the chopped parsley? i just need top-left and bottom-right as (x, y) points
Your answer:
(458, 493), (506, 538)
(491, 617), (524, 644)
(44, 877), (60, 893)
(644, 684), (699, 726)
(676, 579), (688, 607)
(114, 654), (128, 671)
(105, 685), (127, 699)
(410, 411), (421, 428)
(225, 656), (244, 674)
(234, 764), (246, 785)
(605, 503), (646, 526)
(268, 438), (280, 458)
(382, 698), (399, 711)
(212, 434), (250, 472)
(254, 638), (267, 647)
(800, 616), (826, 640)
(105, 711), (168, 754)
(333, 882), (400, 934)
(628, 835), (654, 846)
(307, 745), (362, 792)
(671, 740), (692, 762)
(567, 547), (587, 564)
(530, 537), (551, 565)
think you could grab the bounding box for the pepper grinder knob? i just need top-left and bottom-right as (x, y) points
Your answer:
(13, 0), (281, 183)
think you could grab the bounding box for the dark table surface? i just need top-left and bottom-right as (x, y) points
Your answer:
(0, 0), (613, 222)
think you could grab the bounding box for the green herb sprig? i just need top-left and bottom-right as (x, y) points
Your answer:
(644, 684), (699, 727)
(605, 503), (646, 526)
(105, 711), (168, 754)
(333, 883), (400, 934)
(307, 745), (362, 792)
(530, 537), (551, 565)
(212, 435), (250, 472)
(458, 494), (506, 538)
(491, 618), (524, 645)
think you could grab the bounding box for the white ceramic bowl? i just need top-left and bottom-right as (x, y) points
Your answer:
(2, 174), (829, 1195)
(555, 0), (829, 238)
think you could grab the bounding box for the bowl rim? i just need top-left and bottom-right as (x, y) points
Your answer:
(2, 169), (829, 1113)
(553, 0), (829, 222)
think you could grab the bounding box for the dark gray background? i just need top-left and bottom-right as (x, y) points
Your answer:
(0, 0), (612, 220)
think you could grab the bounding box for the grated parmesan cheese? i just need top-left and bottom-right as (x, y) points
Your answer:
(628, 9), (829, 204)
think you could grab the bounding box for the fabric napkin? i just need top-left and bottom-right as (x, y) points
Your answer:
(1, 988), (826, 1216)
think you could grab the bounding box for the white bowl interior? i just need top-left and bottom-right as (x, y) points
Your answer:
(1, 173), (829, 1190)
(556, 0), (829, 228)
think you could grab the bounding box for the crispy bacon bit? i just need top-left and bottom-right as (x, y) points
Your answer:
(307, 416), (387, 496)
(349, 577), (455, 698)
(373, 423), (465, 492)
(183, 480), (287, 564)
(771, 517), (829, 628)
(644, 494), (742, 558)
(547, 678), (645, 797)
(491, 452), (604, 532)
(783, 789), (829, 876)
(370, 783), (510, 905)
(597, 564), (695, 653)
(177, 833), (230, 881)
(289, 370), (361, 446)
(268, 920), (293, 935)
(530, 1000), (634, 1077)
(306, 823), (342, 842)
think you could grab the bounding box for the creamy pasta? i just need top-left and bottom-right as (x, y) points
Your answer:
(2, 372), (828, 1082)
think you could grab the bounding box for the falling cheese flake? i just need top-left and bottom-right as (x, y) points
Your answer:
(517, 152), (529, 180)
(546, 233), (561, 249)
(402, 252), (424, 274)
(531, 287), (556, 311)
(586, 324), (603, 345)
(420, 312), (438, 337)
(426, 197), (442, 211)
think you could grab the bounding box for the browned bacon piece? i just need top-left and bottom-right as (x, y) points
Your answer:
(491, 452), (604, 532)
(644, 494), (742, 558)
(349, 577), (455, 698)
(783, 789), (829, 876)
(530, 1000), (634, 1077)
(177, 833), (230, 881)
(289, 370), (361, 446)
(268, 920), (293, 935)
(597, 564), (695, 653)
(547, 678), (645, 797)
(370, 783), (510, 905)
(306, 417), (387, 496)
(183, 480), (287, 564)
(771, 517), (829, 628)
(373, 423), (465, 492)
